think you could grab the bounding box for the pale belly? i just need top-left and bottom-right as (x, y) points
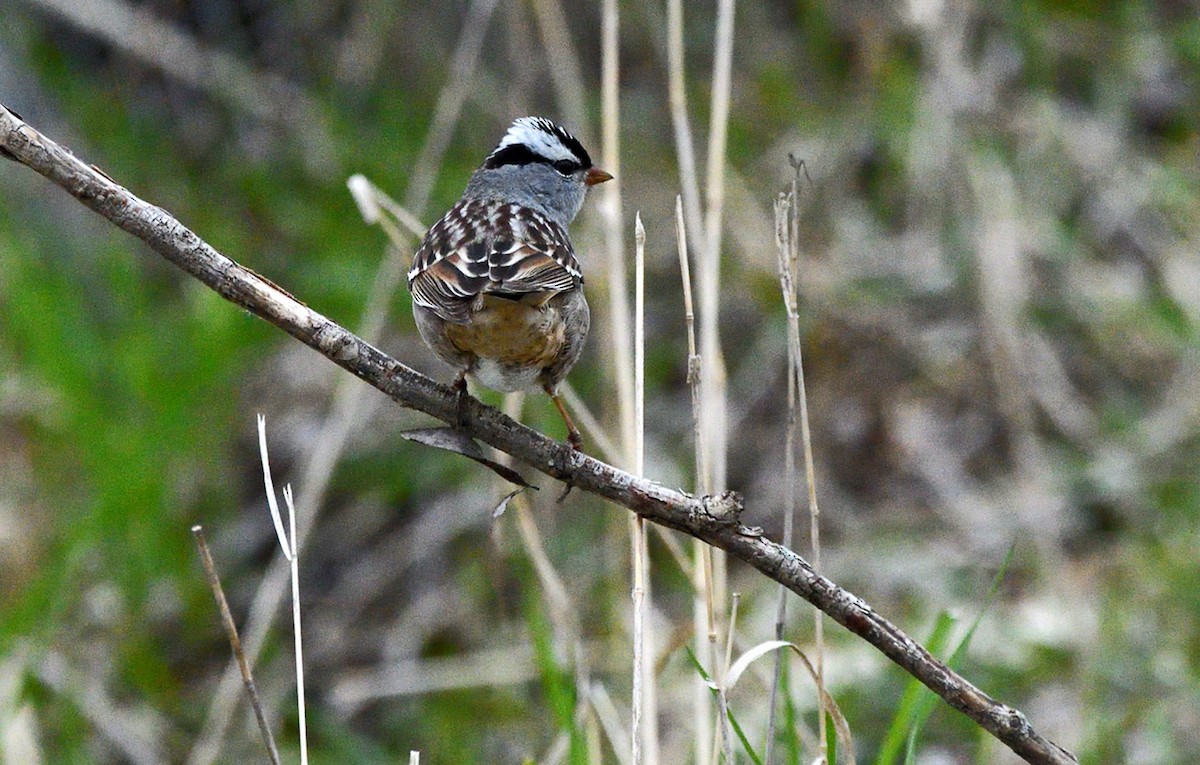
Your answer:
(471, 358), (545, 392)
(444, 295), (567, 392)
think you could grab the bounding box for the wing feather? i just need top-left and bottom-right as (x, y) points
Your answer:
(408, 199), (582, 323)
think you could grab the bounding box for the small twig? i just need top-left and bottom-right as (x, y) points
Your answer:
(190, 526), (282, 765)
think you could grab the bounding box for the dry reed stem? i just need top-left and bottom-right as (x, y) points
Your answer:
(713, 593), (740, 765)
(501, 394), (602, 765)
(600, 0), (635, 464)
(698, 0), (736, 498)
(677, 196), (718, 765)
(559, 381), (622, 467)
(346, 174), (429, 244)
(630, 213), (653, 765)
(765, 190), (799, 764)
(666, 0), (737, 752)
(561, 382), (692, 577)
(790, 162), (828, 758)
(0, 103), (1081, 765)
(665, 0), (706, 257)
(591, 682), (633, 765)
(284, 485), (308, 765)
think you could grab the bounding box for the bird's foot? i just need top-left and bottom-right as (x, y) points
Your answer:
(453, 371), (469, 429)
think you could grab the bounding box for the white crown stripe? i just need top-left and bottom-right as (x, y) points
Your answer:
(493, 116), (582, 164)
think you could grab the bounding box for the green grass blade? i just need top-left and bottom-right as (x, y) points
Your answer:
(902, 544), (1016, 764)
(874, 611), (956, 765)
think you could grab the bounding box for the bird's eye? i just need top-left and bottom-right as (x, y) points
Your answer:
(552, 159), (577, 176)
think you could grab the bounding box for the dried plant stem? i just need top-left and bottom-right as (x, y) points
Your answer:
(0, 104), (1081, 765)
(346, 174), (428, 247)
(257, 417), (308, 765)
(667, 0), (738, 753)
(190, 526), (282, 765)
(285, 486), (308, 765)
(502, 395), (577, 630)
(677, 197), (717, 765)
(765, 191), (798, 764)
(600, 0), (635, 462)
(699, 0), (736, 498)
(790, 166), (827, 759)
(665, 0), (705, 257)
(712, 593), (740, 765)
(591, 681), (633, 765)
(630, 214), (656, 765)
(559, 381), (622, 467)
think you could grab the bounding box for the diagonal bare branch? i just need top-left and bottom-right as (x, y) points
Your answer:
(0, 103), (1078, 765)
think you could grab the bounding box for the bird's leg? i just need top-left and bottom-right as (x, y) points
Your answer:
(546, 385), (584, 451)
(453, 369), (469, 428)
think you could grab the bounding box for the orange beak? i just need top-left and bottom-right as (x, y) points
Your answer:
(585, 167), (614, 186)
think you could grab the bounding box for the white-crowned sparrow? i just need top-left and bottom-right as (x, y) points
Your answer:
(407, 117), (612, 449)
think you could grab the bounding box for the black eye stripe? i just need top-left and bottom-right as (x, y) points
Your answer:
(484, 144), (582, 173)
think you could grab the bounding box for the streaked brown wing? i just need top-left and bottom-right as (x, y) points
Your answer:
(408, 199), (581, 324)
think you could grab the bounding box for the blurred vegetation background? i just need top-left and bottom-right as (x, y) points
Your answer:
(1, 0), (1198, 763)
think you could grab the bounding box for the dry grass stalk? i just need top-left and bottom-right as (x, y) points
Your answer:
(590, 681), (633, 765)
(257, 415), (309, 765)
(698, 0), (736, 498)
(712, 593), (741, 764)
(600, 0), (635, 463)
(630, 213), (657, 765)
(766, 160), (828, 761)
(765, 189), (798, 764)
(676, 196), (718, 765)
(668, 0), (739, 755)
(788, 161), (828, 756)
(190, 526), (282, 765)
(665, 0), (706, 256)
